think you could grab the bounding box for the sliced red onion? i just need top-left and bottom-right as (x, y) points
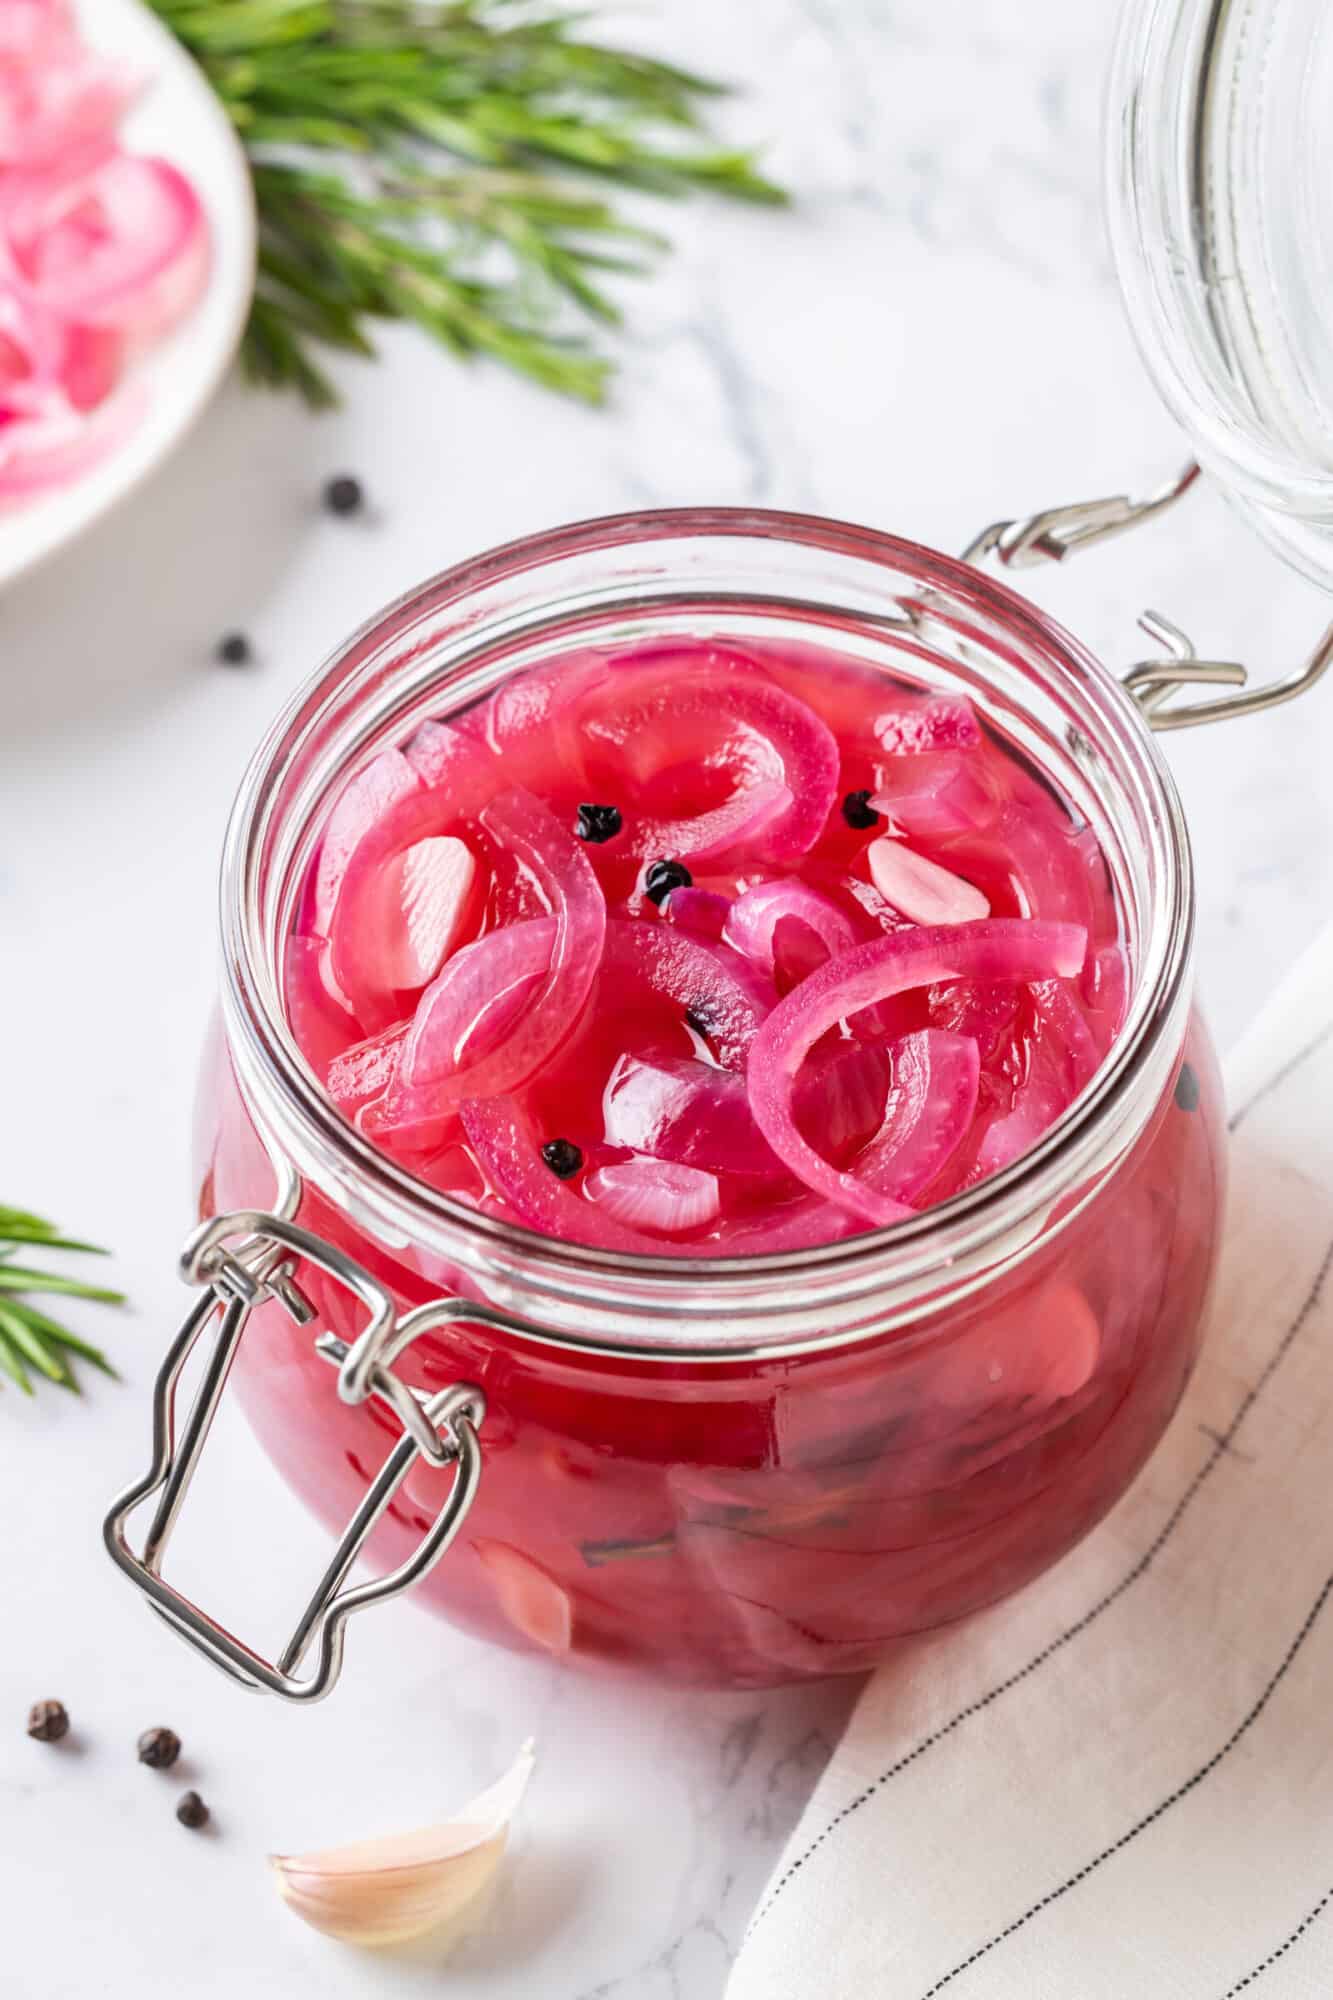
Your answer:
(746, 920), (1087, 1223)
(603, 1035), (885, 1183)
(602, 920), (770, 1072)
(974, 978), (1101, 1178)
(1082, 943), (1129, 1053)
(313, 747), (421, 935)
(6, 153), (209, 338)
(360, 927), (548, 1150)
(0, 4), (134, 170)
(856, 1030), (980, 1202)
(867, 836), (991, 925)
(0, 371), (139, 496)
(869, 754), (992, 840)
(722, 881), (858, 989)
(602, 1054), (778, 1176)
(874, 696), (981, 754)
(585, 1158), (721, 1235)
(928, 978), (1020, 1066)
(664, 885), (731, 940)
(582, 661), (839, 864)
(1032, 978), (1101, 1092)
(325, 724), (505, 1027)
(284, 936), (358, 1075)
(327, 1023), (409, 1122)
(462, 1095), (668, 1254)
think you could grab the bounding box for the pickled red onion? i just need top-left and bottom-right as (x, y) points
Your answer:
(374, 794), (606, 1128)
(7, 152), (208, 338)
(462, 1095), (669, 1254)
(581, 661), (839, 865)
(0, 9), (209, 501)
(603, 1036), (887, 1181)
(359, 924), (550, 1149)
(722, 881), (858, 988)
(664, 885), (731, 940)
(603, 920), (769, 1071)
(856, 1030), (980, 1202)
(603, 1054), (778, 1176)
(285, 936), (358, 1075)
(746, 920), (1087, 1223)
(328, 1023), (409, 1122)
(874, 696), (981, 754)
(869, 754), (992, 840)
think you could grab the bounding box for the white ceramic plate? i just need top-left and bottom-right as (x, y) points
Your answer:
(0, 0), (256, 590)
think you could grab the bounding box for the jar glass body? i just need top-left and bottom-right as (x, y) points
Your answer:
(197, 512), (1227, 1688)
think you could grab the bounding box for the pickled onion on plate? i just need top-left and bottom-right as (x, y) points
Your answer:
(0, 4), (210, 500)
(746, 919), (1087, 1224)
(6, 152), (208, 339)
(602, 920), (769, 1072)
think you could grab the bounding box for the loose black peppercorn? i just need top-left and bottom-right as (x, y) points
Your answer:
(541, 1138), (583, 1179)
(26, 1700), (69, 1743)
(324, 474), (364, 517)
(1174, 1062), (1201, 1113)
(644, 858), (692, 906)
(842, 788), (880, 830)
(176, 1790), (210, 1830)
(138, 1726), (182, 1770)
(216, 631), (252, 667)
(575, 802), (623, 844)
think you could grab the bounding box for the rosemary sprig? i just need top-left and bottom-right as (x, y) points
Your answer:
(148, 0), (785, 405)
(0, 1206), (123, 1395)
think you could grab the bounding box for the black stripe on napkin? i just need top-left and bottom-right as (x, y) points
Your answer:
(747, 1230), (1333, 1937)
(1217, 1884), (1333, 1996)
(916, 1573), (1333, 1997)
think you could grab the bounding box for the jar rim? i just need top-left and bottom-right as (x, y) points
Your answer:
(218, 506), (1195, 1360)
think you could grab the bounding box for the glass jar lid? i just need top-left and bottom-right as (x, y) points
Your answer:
(1107, 0), (1333, 590)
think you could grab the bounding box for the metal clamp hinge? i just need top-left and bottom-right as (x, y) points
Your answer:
(964, 460), (1333, 730)
(103, 1210), (488, 1703)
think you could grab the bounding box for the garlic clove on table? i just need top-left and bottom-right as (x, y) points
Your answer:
(269, 1740), (535, 1948)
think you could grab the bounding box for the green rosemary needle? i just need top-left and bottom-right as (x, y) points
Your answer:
(0, 1206), (122, 1395)
(147, 0), (786, 405)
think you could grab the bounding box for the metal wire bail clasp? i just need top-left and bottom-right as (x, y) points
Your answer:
(103, 1209), (486, 1704)
(964, 460), (1333, 730)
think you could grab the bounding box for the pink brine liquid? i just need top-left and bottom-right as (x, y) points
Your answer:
(199, 635), (1224, 1685)
(286, 640), (1129, 1244)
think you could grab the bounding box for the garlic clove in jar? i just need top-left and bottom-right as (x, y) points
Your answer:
(269, 1740), (535, 1949)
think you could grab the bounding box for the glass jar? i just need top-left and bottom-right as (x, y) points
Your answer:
(1107, 0), (1333, 590)
(108, 512), (1225, 1698)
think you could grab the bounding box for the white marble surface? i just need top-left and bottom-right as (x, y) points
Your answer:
(2, 1), (1331, 1994)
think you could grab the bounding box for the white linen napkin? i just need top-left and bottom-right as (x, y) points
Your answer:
(729, 925), (1333, 2000)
